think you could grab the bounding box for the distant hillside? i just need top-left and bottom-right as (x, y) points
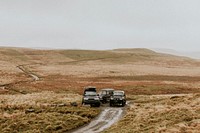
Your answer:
(0, 47), (199, 66)
(113, 48), (157, 54)
(152, 48), (200, 59)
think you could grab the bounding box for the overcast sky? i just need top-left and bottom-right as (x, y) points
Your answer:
(0, 0), (200, 51)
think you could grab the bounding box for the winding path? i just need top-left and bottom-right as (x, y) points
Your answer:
(71, 106), (125, 133)
(0, 65), (39, 94)
(17, 65), (39, 81)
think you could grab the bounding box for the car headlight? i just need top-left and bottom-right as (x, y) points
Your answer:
(84, 97), (89, 100)
(94, 97), (99, 100)
(94, 96), (100, 100)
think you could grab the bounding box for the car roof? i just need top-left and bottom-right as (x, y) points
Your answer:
(84, 86), (96, 89)
(84, 86), (96, 93)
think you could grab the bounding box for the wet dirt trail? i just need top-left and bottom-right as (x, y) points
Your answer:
(71, 106), (125, 133)
(0, 65), (40, 94)
(17, 65), (39, 81)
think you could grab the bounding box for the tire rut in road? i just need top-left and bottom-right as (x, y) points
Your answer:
(72, 107), (124, 133)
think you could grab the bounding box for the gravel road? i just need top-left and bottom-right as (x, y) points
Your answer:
(71, 106), (125, 133)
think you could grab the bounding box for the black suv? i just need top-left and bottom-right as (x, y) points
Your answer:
(110, 90), (126, 107)
(99, 88), (114, 103)
(82, 87), (100, 107)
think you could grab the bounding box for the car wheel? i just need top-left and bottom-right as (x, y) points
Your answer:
(122, 102), (125, 107)
(97, 103), (100, 107)
(110, 103), (113, 107)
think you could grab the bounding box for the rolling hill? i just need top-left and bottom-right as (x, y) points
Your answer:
(1, 47), (200, 133)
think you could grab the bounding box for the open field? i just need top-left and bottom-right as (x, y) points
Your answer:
(104, 94), (200, 133)
(0, 47), (200, 132)
(0, 92), (100, 133)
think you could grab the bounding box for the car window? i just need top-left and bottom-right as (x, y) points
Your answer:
(100, 91), (107, 95)
(109, 91), (113, 95)
(113, 91), (124, 96)
(85, 91), (97, 96)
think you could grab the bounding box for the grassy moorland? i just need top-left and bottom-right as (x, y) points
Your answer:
(0, 106), (99, 133)
(104, 94), (200, 133)
(0, 47), (200, 132)
(0, 92), (100, 133)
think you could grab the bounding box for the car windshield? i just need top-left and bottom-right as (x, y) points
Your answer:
(100, 91), (107, 95)
(85, 91), (97, 96)
(113, 91), (124, 96)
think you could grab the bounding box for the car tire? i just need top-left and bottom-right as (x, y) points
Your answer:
(96, 103), (100, 107)
(122, 102), (125, 107)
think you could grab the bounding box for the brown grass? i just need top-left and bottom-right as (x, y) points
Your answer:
(0, 91), (100, 133)
(104, 94), (200, 133)
(0, 106), (99, 133)
(1, 47), (200, 132)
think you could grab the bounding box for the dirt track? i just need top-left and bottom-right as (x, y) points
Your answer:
(17, 65), (39, 81)
(71, 105), (126, 133)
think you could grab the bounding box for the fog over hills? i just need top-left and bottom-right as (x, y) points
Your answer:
(152, 48), (200, 59)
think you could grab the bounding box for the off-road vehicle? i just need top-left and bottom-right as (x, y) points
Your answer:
(110, 90), (126, 107)
(82, 87), (100, 107)
(99, 88), (114, 103)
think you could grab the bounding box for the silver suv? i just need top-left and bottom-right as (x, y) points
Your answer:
(82, 87), (100, 107)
